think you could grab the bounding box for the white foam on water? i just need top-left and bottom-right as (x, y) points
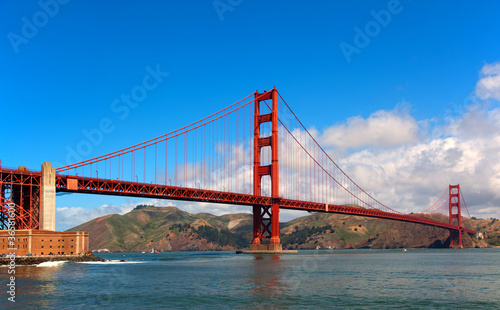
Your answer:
(36, 261), (68, 267)
(77, 260), (144, 264)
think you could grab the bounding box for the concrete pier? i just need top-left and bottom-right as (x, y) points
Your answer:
(236, 250), (298, 254)
(40, 162), (55, 231)
(236, 244), (297, 254)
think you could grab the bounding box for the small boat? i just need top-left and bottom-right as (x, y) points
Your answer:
(150, 248), (160, 254)
(402, 248), (407, 252)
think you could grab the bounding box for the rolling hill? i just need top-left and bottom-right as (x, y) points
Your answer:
(68, 205), (493, 252)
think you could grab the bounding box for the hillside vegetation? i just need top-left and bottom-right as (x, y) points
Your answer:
(68, 205), (497, 252)
(69, 206), (253, 252)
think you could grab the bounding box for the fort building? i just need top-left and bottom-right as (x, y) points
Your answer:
(0, 229), (88, 256)
(1, 162), (90, 256)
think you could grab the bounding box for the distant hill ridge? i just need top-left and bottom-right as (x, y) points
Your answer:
(68, 205), (497, 252)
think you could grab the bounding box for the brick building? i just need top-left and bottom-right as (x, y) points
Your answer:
(0, 230), (88, 256)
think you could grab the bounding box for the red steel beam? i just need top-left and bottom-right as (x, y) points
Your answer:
(54, 173), (475, 235)
(56, 174), (273, 206)
(0, 168), (475, 235)
(279, 199), (476, 235)
(0, 168), (42, 230)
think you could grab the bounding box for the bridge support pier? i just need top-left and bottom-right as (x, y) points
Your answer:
(449, 184), (463, 248)
(250, 202), (282, 252)
(248, 88), (286, 253)
(40, 162), (55, 231)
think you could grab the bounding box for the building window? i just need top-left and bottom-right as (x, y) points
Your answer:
(41, 239), (44, 242)
(71, 245), (74, 248)
(50, 239), (52, 242)
(41, 246), (44, 249)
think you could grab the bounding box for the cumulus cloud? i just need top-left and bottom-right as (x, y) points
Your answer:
(58, 63), (500, 228)
(446, 103), (500, 138)
(56, 203), (137, 231)
(336, 104), (500, 219)
(475, 62), (500, 101)
(287, 64), (500, 219)
(319, 104), (420, 151)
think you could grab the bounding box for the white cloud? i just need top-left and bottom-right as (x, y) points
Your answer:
(446, 104), (500, 138)
(475, 62), (500, 100)
(335, 104), (500, 218)
(319, 104), (420, 150)
(56, 203), (136, 231)
(476, 207), (500, 219)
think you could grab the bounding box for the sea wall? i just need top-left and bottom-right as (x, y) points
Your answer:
(0, 254), (104, 266)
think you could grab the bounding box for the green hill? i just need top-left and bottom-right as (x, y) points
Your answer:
(68, 205), (495, 252)
(68, 205), (253, 252)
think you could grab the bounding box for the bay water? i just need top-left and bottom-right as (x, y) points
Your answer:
(2, 248), (499, 309)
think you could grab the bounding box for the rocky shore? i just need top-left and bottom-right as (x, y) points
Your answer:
(0, 254), (104, 266)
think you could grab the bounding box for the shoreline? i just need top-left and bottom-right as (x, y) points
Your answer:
(0, 254), (104, 266)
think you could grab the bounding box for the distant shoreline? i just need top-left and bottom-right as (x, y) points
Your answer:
(91, 247), (496, 254)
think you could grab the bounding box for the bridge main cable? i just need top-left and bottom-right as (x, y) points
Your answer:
(56, 92), (267, 172)
(276, 91), (402, 214)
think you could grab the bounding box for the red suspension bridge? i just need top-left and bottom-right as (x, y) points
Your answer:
(0, 88), (475, 250)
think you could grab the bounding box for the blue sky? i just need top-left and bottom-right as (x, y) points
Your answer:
(1, 1), (500, 230)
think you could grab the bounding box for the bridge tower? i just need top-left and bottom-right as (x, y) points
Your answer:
(251, 88), (282, 252)
(449, 184), (463, 248)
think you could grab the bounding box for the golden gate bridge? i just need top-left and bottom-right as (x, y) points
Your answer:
(0, 88), (475, 251)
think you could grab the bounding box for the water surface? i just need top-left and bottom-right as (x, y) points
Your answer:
(2, 248), (499, 309)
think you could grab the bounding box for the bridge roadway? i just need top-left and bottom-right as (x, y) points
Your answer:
(55, 174), (476, 235)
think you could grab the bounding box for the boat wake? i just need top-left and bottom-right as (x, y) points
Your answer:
(36, 261), (68, 267)
(78, 260), (144, 264)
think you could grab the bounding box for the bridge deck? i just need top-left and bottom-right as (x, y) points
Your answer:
(54, 174), (475, 234)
